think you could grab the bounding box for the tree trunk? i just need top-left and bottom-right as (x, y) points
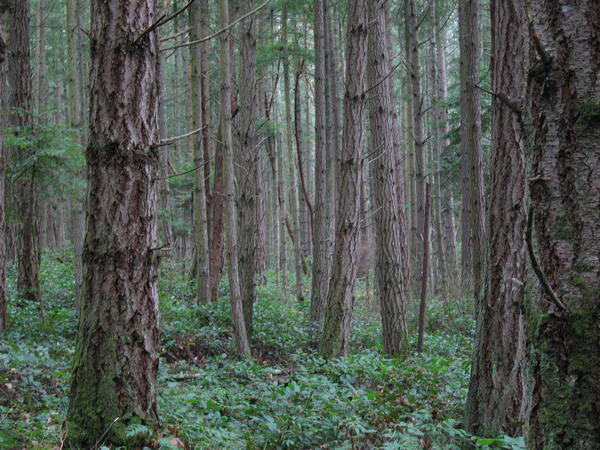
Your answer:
(367, 0), (409, 356)
(219, 0), (251, 357)
(417, 183), (431, 352)
(464, 0), (528, 435)
(310, 0), (331, 323)
(433, 0), (458, 289)
(527, 0), (599, 446)
(237, 0), (259, 334)
(458, 0), (485, 298)
(65, 0), (162, 445)
(9, 0), (41, 305)
(0, 2), (8, 332)
(66, 0), (84, 301)
(209, 129), (225, 302)
(189, 0), (210, 304)
(320, 0), (368, 358)
(406, 0), (426, 294)
(282, 9), (304, 304)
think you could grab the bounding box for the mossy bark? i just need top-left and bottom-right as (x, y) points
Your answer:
(64, 0), (161, 446)
(526, 0), (599, 447)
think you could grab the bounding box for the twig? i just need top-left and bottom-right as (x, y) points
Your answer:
(135, 0), (195, 44)
(364, 60), (403, 96)
(161, 0), (271, 52)
(475, 84), (522, 117)
(160, 26), (192, 42)
(155, 161), (209, 181)
(526, 205), (569, 312)
(158, 126), (205, 147)
(94, 416), (120, 449)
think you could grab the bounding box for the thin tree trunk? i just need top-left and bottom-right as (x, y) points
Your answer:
(0, 3), (8, 332)
(417, 183), (431, 352)
(459, 0), (485, 298)
(434, 0), (458, 289)
(65, 0), (161, 445)
(237, 0), (260, 334)
(367, 0), (409, 356)
(282, 9), (304, 304)
(189, 0), (210, 304)
(320, 0), (368, 358)
(310, 0), (331, 323)
(527, 0), (599, 446)
(406, 0), (426, 293)
(219, 0), (251, 357)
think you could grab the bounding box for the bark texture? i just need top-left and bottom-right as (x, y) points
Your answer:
(8, 0), (41, 304)
(237, 0), (259, 334)
(320, 0), (367, 358)
(220, 0), (250, 356)
(527, 0), (600, 447)
(367, 0), (409, 356)
(309, 0), (331, 323)
(459, 0), (485, 296)
(465, 0), (528, 435)
(65, 0), (162, 445)
(189, 0), (210, 304)
(0, 1), (8, 332)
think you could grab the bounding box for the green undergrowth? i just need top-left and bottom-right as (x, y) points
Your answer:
(0, 253), (524, 449)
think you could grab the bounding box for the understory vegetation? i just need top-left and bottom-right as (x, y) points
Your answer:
(0, 253), (524, 449)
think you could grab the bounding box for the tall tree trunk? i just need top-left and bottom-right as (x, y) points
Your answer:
(237, 0), (259, 334)
(320, 0), (367, 358)
(527, 0), (599, 446)
(434, 0), (458, 289)
(209, 131), (225, 302)
(417, 183), (431, 352)
(282, 9), (304, 304)
(465, 0), (528, 435)
(458, 0), (485, 298)
(310, 0), (331, 323)
(0, 2), (8, 332)
(189, 0), (210, 304)
(367, 0), (409, 356)
(406, 0), (426, 294)
(66, 0), (84, 301)
(65, 0), (162, 445)
(219, 0), (250, 356)
(34, 0), (47, 120)
(9, 0), (41, 305)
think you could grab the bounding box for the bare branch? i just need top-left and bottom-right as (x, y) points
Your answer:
(161, 0), (271, 52)
(157, 126), (205, 148)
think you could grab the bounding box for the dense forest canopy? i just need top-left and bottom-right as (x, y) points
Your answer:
(0, 0), (598, 448)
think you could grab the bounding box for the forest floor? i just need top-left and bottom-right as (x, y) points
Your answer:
(0, 253), (524, 449)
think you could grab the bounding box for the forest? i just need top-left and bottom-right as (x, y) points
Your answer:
(0, 0), (598, 448)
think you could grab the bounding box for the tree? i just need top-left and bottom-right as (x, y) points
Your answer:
(527, 0), (599, 446)
(464, 0), (527, 435)
(282, 7), (305, 304)
(458, 0), (485, 297)
(0, 0), (8, 333)
(189, 0), (210, 305)
(8, 0), (42, 305)
(367, 0), (409, 356)
(237, 0), (260, 334)
(320, 0), (368, 358)
(406, 0), (426, 293)
(64, 0), (162, 445)
(309, 0), (331, 324)
(220, 0), (251, 356)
